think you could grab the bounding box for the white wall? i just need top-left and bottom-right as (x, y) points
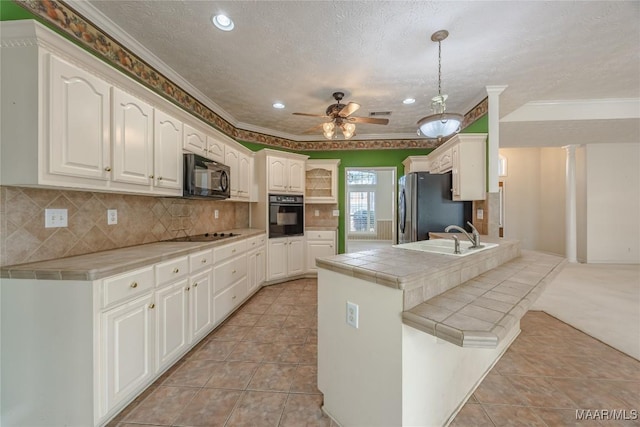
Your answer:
(500, 143), (640, 264)
(583, 143), (640, 263)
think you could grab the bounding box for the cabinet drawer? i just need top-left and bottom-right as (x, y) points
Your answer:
(213, 255), (247, 294)
(306, 230), (335, 241)
(102, 266), (154, 308)
(213, 240), (247, 264)
(189, 249), (214, 273)
(214, 278), (247, 324)
(246, 234), (266, 251)
(155, 256), (189, 287)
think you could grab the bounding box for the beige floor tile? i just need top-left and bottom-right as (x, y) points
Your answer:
(162, 359), (219, 387)
(123, 386), (198, 425)
(449, 403), (494, 427)
(172, 388), (241, 426)
(226, 341), (273, 363)
(188, 339), (238, 361)
(503, 375), (577, 408)
(209, 324), (252, 341)
(279, 393), (331, 427)
(533, 407), (604, 427)
(247, 363), (297, 392)
(290, 364), (321, 394)
(473, 373), (529, 406)
(483, 405), (547, 426)
(225, 390), (287, 426)
(203, 361), (260, 390)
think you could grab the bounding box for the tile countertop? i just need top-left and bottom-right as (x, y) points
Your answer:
(0, 228), (266, 281)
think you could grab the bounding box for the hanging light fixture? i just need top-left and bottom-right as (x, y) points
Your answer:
(417, 30), (463, 139)
(322, 119), (356, 140)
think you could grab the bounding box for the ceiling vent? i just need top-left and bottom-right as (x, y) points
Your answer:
(369, 111), (392, 117)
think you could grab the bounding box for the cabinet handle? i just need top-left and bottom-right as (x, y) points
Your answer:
(130, 282), (138, 288)
(193, 283), (198, 287)
(186, 286), (190, 291)
(149, 303), (155, 309)
(158, 176), (163, 181)
(201, 258), (207, 263)
(104, 166), (112, 172)
(330, 244), (333, 248)
(232, 269), (237, 274)
(232, 249), (236, 253)
(173, 268), (179, 273)
(232, 295), (237, 300)
(149, 174), (154, 179)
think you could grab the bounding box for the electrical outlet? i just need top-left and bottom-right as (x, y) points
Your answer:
(107, 209), (118, 225)
(332, 210), (340, 217)
(314, 209), (319, 217)
(346, 301), (359, 328)
(476, 208), (484, 220)
(45, 209), (68, 228)
(214, 210), (219, 219)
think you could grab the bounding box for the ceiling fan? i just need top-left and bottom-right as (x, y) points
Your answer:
(293, 92), (389, 139)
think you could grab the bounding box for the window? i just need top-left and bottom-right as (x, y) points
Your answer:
(347, 170), (376, 233)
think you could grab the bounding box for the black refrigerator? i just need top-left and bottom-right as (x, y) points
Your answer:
(398, 172), (472, 243)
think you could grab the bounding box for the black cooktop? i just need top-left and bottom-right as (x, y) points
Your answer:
(167, 232), (239, 242)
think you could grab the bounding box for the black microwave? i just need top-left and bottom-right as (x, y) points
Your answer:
(183, 153), (230, 199)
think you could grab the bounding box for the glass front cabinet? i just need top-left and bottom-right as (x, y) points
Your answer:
(305, 159), (340, 203)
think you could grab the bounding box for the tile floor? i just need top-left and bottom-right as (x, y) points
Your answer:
(109, 278), (639, 427)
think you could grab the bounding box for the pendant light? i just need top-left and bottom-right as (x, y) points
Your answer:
(417, 30), (463, 139)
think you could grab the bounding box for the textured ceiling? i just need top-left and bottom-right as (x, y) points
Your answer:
(75, 1), (640, 146)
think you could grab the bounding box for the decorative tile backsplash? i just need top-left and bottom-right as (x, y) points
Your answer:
(305, 204), (338, 229)
(0, 186), (249, 267)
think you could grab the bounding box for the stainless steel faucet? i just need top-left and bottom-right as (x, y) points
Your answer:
(444, 221), (482, 249)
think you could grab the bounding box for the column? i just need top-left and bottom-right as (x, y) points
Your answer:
(564, 145), (578, 262)
(485, 85), (508, 193)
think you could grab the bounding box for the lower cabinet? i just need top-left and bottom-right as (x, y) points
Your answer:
(305, 230), (336, 273)
(0, 234), (266, 427)
(102, 292), (155, 415)
(267, 236), (305, 281)
(247, 235), (266, 293)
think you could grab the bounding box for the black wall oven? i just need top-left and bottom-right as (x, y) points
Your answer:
(269, 194), (304, 238)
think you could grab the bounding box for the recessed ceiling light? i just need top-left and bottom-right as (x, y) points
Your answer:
(403, 98), (416, 105)
(212, 14), (234, 31)
(273, 102), (285, 109)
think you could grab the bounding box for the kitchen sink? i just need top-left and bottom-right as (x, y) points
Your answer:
(393, 239), (498, 257)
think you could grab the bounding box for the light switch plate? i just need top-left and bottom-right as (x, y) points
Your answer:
(214, 210), (219, 219)
(476, 208), (484, 220)
(346, 301), (359, 328)
(332, 210), (340, 217)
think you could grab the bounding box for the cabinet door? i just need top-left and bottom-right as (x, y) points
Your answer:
(268, 157), (287, 193)
(190, 269), (213, 341)
(102, 292), (154, 414)
(238, 152), (251, 199)
(451, 144), (460, 198)
(225, 146), (240, 197)
(247, 251), (257, 293)
(256, 247), (266, 287)
(287, 159), (305, 194)
(214, 278), (247, 324)
(49, 55), (111, 180)
(306, 241), (335, 273)
(156, 279), (189, 371)
(267, 238), (287, 280)
(154, 109), (183, 191)
(206, 136), (225, 163)
(287, 237), (305, 276)
(183, 123), (207, 157)
(112, 88), (153, 186)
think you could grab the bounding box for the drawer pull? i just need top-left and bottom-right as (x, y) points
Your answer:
(130, 282), (138, 288)
(232, 269), (237, 274)
(173, 268), (180, 273)
(232, 295), (237, 300)
(158, 176), (163, 181)
(149, 303), (155, 309)
(149, 174), (154, 179)
(193, 283), (198, 287)
(232, 249), (236, 253)
(186, 286), (190, 291)
(104, 166), (111, 172)
(201, 259), (207, 263)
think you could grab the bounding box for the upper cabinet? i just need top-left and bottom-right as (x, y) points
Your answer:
(305, 159), (340, 203)
(401, 133), (487, 201)
(49, 55), (112, 182)
(183, 124), (208, 158)
(153, 109), (183, 191)
(206, 136), (226, 164)
(267, 156), (305, 194)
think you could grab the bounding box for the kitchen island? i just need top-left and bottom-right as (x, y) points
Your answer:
(316, 237), (565, 427)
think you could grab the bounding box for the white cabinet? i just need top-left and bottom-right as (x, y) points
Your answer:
(155, 278), (189, 371)
(190, 269), (214, 341)
(112, 87), (154, 186)
(102, 292), (155, 415)
(401, 133), (487, 201)
(212, 239), (249, 323)
(225, 145), (240, 197)
(238, 151), (253, 200)
(449, 134), (486, 201)
(206, 135), (226, 163)
(247, 234), (266, 293)
(305, 159), (340, 203)
(267, 236), (305, 281)
(153, 109), (183, 191)
(305, 230), (336, 273)
(49, 54), (111, 181)
(183, 123), (208, 157)
(268, 156), (305, 194)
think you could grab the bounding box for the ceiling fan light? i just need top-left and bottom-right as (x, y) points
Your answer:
(416, 113), (463, 139)
(343, 123), (356, 133)
(323, 131), (334, 139)
(322, 122), (335, 133)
